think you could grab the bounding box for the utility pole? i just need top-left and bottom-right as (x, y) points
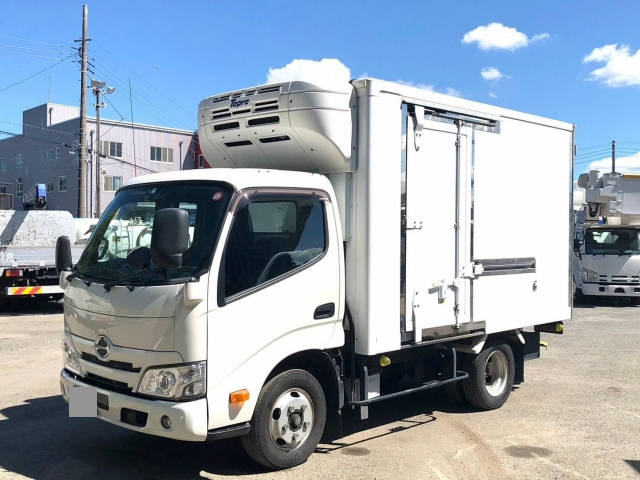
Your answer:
(91, 80), (115, 217)
(76, 4), (89, 218)
(611, 140), (616, 174)
(95, 85), (101, 217)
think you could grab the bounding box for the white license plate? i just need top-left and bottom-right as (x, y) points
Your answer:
(69, 386), (97, 417)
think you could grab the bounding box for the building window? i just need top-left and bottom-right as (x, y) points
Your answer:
(58, 176), (67, 192)
(42, 151), (45, 162)
(47, 149), (55, 161)
(0, 159), (5, 172)
(15, 153), (23, 168)
(16, 182), (23, 196)
(56, 148), (60, 159)
(103, 175), (122, 192)
(150, 146), (174, 163)
(198, 155), (205, 168)
(101, 141), (122, 158)
(47, 181), (54, 192)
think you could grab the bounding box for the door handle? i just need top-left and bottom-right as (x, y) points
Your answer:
(313, 302), (335, 320)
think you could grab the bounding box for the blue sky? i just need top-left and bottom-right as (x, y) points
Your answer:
(1, 0), (639, 178)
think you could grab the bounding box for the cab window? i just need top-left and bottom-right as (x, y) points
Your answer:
(223, 195), (326, 298)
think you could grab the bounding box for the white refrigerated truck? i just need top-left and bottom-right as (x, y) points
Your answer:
(573, 170), (640, 303)
(57, 78), (573, 469)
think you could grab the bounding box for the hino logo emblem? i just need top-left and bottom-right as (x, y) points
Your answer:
(230, 98), (249, 108)
(94, 335), (112, 360)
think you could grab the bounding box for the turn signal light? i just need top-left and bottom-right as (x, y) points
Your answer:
(4, 269), (23, 277)
(229, 389), (250, 404)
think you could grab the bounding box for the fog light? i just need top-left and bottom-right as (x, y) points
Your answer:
(161, 415), (173, 429)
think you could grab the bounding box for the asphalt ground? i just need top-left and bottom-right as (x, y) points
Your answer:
(0, 297), (639, 479)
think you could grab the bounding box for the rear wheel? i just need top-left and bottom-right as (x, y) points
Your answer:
(241, 369), (326, 469)
(462, 344), (515, 410)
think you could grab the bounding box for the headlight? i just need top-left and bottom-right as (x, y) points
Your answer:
(138, 362), (206, 400)
(62, 335), (82, 375)
(582, 268), (599, 283)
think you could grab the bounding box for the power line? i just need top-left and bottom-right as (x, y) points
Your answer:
(0, 129), (74, 148)
(100, 154), (157, 174)
(0, 119), (77, 138)
(0, 33), (64, 48)
(0, 58), (66, 94)
(93, 42), (192, 116)
(0, 42), (65, 55)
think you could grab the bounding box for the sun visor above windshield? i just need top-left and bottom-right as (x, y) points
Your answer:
(198, 81), (355, 173)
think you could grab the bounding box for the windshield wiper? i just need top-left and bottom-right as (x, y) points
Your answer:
(103, 280), (136, 292)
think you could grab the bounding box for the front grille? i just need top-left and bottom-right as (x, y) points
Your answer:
(84, 372), (133, 395)
(81, 352), (140, 373)
(598, 274), (640, 285)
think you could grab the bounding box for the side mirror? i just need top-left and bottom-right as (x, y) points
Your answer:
(150, 208), (189, 270)
(573, 238), (582, 252)
(56, 236), (73, 275)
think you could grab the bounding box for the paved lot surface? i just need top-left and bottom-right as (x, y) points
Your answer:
(0, 298), (639, 479)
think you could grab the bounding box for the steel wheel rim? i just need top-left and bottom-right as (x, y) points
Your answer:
(484, 350), (509, 397)
(268, 388), (314, 452)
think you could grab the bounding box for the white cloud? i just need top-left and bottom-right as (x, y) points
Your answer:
(396, 80), (462, 97)
(444, 86), (461, 97)
(582, 151), (640, 174)
(583, 44), (640, 87)
(462, 22), (549, 51)
(480, 67), (508, 81)
(488, 92), (497, 98)
(266, 58), (351, 89)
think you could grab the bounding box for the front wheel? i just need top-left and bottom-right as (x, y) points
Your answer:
(241, 369), (326, 469)
(462, 344), (515, 410)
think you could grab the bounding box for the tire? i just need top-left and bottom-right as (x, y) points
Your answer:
(241, 369), (326, 469)
(462, 344), (515, 410)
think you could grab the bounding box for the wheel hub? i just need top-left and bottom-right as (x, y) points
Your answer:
(484, 350), (509, 397)
(269, 388), (314, 451)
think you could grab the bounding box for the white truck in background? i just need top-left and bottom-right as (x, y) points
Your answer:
(57, 78), (573, 469)
(573, 170), (640, 304)
(0, 210), (85, 308)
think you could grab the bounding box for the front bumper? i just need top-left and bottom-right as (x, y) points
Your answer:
(60, 369), (208, 441)
(582, 283), (640, 297)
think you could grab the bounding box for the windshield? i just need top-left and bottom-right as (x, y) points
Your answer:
(585, 228), (640, 255)
(76, 181), (233, 284)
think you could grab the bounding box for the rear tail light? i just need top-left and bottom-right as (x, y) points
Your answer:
(4, 269), (23, 278)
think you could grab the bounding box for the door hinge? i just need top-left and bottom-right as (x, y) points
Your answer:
(406, 220), (423, 231)
(461, 262), (484, 279)
(410, 106), (425, 151)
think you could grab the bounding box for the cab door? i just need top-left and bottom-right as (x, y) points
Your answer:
(205, 188), (344, 429)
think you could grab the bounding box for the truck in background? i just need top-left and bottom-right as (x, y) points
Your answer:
(573, 170), (640, 304)
(0, 210), (85, 308)
(58, 78), (573, 469)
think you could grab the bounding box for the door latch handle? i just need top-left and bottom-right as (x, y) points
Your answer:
(313, 303), (335, 320)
